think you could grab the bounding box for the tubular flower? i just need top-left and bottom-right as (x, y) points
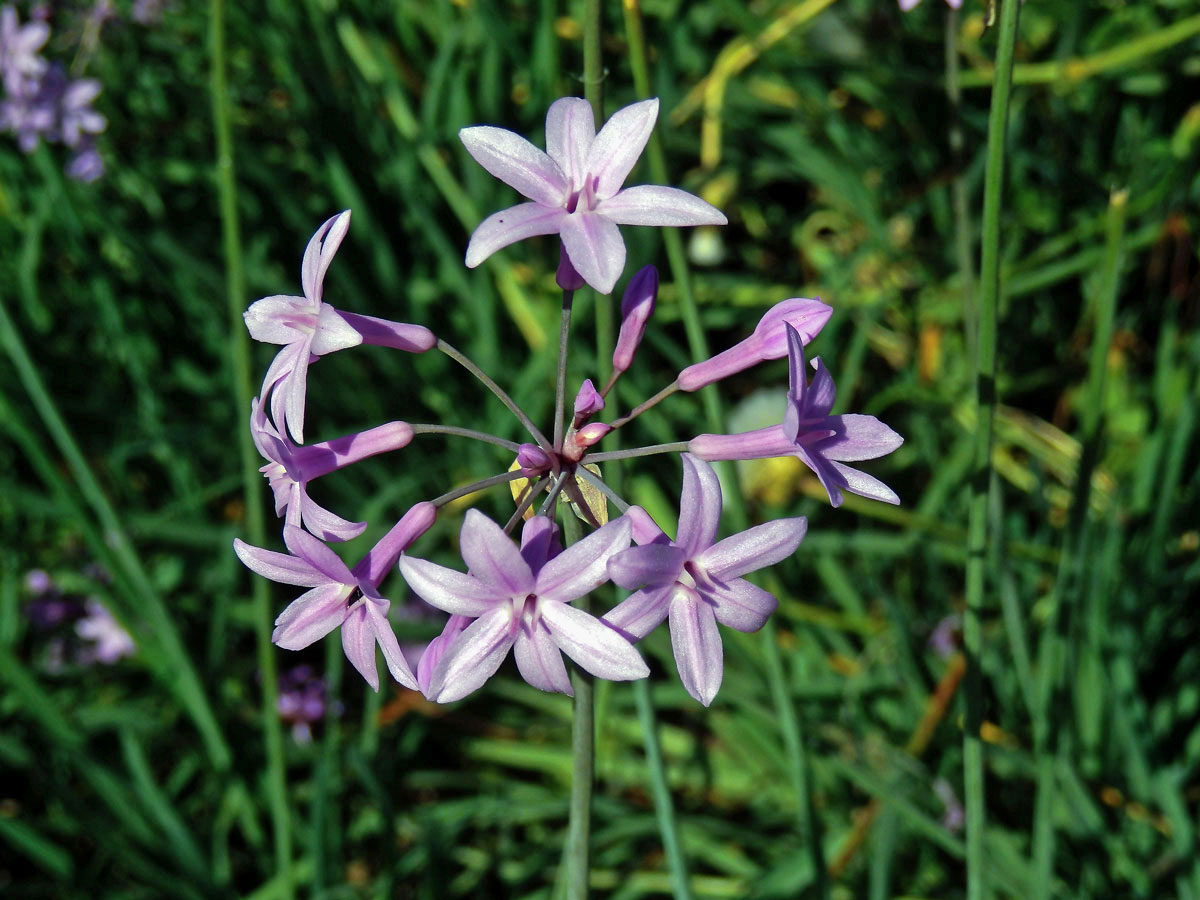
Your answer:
(605, 455), (807, 706)
(689, 324), (904, 507)
(460, 96), (726, 294)
(399, 511), (646, 702)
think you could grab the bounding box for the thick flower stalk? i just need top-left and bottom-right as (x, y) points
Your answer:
(461, 97), (726, 294)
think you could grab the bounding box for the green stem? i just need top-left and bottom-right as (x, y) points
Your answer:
(946, 9), (976, 361)
(209, 0), (292, 893)
(965, 2), (1022, 899)
(633, 679), (692, 900)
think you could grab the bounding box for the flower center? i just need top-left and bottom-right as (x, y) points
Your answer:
(564, 175), (599, 214)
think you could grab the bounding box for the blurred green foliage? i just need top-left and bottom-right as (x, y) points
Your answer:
(1, 0), (1198, 897)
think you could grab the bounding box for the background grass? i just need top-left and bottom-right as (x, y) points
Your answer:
(2, 0), (1198, 897)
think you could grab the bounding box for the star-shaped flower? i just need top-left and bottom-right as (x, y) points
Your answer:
(460, 97), (727, 294)
(604, 454), (808, 706)
(399, 512), (646, 702)
(689, 324), (904, 506)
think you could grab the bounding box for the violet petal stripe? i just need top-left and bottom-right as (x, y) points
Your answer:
(697, 517), (808, 581)
(831, 460), (901, 505)
(596, 185), (727, 227)
(585, 98), (659, 199)
(458, 125), (567, 206)
(243, 295), (309, 345)
(397, 556), (509, 617)
(335, 311), (436, 352)
(676, 454), (722, 557)
(428, 607), (517, 702)
(705, 577), (779, 633)
(819, 415), (905, 462)
(298, 490), (367, 542)
(340, 601), (382, 691)
(513, 622), (573, 695)
(272, 583), (350, 649)
(459, 509), (536, 595)
(559, 211), (626, 295)
(606, 543), (684, 591)
(602, 584), (673, 641)
(668, 592), (723, 706)
(540, 601), (649, 681)
(535, 517), (631, 602)
(688, 426), (797, 462)
(282, 525), (356, 584)
(464, 202), (568, 268)
(310, 305), (363, 355)
(806, 357), (837, 418)
(233, 539), (326, 587)
(544, 97), (595, 188)
(365, 599), (418, 690)
(293, 422), (414, 481)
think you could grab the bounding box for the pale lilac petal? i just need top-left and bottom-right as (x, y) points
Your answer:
(668, 591), (723, 706)
(513, 621), (573, 695)
(545, 97), (595, 188)
(795, 445), (845, 508)
(427, 607), (517, 702)
(535, 517), (631, 603)
(341, 601), (382, 691)
(282, 525), (355, 584)
(418, 615), (470, 695)
(697, 517), (807, 580)
(459, 509), (535, 595)
(596, 185), (727, 226)
(301, 211), (351, 303)
(276, 333), (314, 444)
(623, 506), (667, 545)
(831, 461), (901, 505)
(233, 539), (326, 586)
(397, 556), (508, 617)
(272, 583), (350, 650)
(459, 125), (567, 206)
(540, 601), (649, 681)
(243, 295), (310, 345)
(688, 426), (798, 462)
(585, 98), (659, 200)
(819, 415), (905, 461)
(465, 203), (568, 268)
(606, 544), (685, 591)
(364, 598), (419, 690)
(705, 577), (778, 632)
(559, 211), (626, 295)
(612, 265), (658, 374)
(297, 489), (368, 542)
(519, 515), (561, 574)
(899, 0), (921, 9)
(336, 311), (436, 352)
(310, 305), (363, 355)
(603, 584), (672, 641)
(676, 454), (722, 556)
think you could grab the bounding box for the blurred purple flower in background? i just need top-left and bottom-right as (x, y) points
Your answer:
(277, 665), (329, 743)
(75, 599), (135, 664)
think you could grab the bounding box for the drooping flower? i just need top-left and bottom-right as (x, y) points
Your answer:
(250, 397), (414, 542)
(460, 96), (727, 294)
(604, 455), (807, 706)
(399, 511), (646, 702)
(689, 324), (904, 507)
(233, 502), (438, 691)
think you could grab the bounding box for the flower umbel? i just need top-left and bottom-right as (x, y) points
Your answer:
(461, 97), (727, 294)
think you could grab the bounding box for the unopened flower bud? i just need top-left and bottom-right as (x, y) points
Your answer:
(517, 443), (552, 475)
(611, 265), (658, 375)
(556, 242), (586, 291)
(572, 379), (605, 425)
(575, 422), (611, 448)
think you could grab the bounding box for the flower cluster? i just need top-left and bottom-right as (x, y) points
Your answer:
(0, 3), (107, 180)
(24, 567), (135, 668)
(236, 96), (903, 707)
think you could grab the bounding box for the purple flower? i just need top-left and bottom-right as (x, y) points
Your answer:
(250, 398), (414, 542)
(57, 76), (105, 148)
(278, 664), (328, 743)
(0, 5), (49, 96)
(460, 96), (727, 295)
(689, 324), (904, 507)
(246, 211), (436, 443)
(572, 378), (604, 425)
(605, 454), (807, 706)
(676, 297), (833, 392)
(75, 599), (135, 664)
(66, 141), (103, 182)
(233, 502), (438, 691)
(611, 265), (658, 377)
(399, 511), (646, 702)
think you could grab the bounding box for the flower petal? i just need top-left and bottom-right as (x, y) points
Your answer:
(297, 488), (367, 543)
(536, 517), (631, 603)
(459, 125), (567, 206)
(513, 620), (573, 695)
(559, 211), (626, 295)
(585, 98), (658, 200)
(540, 601), (649, 681)
(460, 509), (535, 595)
(417, 614), (470, 695)
(807, 357), (836, 418)
(243, 295), (310, 345)
(545, 97), (595, 189)
(272, 583), (350, 650)
(596, 185), (727, 226)
(668, 590), (723, 706)
(831, 460), (901, 505)
(465, 203), (568, 268)
(688, 426), (798, 462)
(335, 311), (436, 352)
(281, 525), (355, 584)
(234, 539), (325, 586)
(366, 598), (419, 690)
(818, 415), (905, 461)
(301, 211), (351, 304)
(696, 517), (808, 581)
(427, 607), (517, 702)
(676, 454), (722, 557)
(340, 601), (382, 691)
(606, 543), (685, 591)
(704, 577), (778, 633)
(310, 305), (363, 356)
(602, 584), (672, 641)
(398, 556), (509, 617)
